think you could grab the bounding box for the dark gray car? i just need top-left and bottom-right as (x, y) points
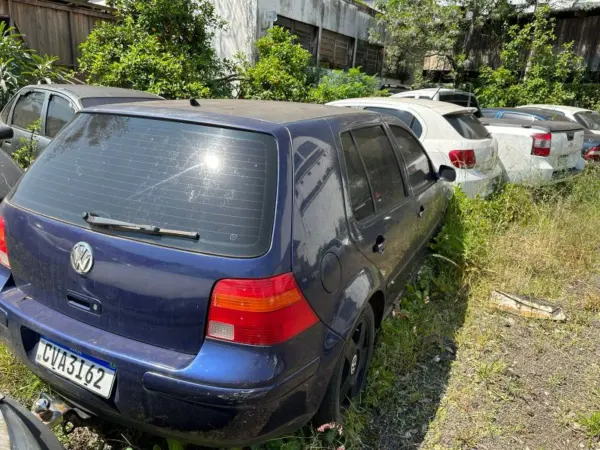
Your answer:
(0, 84), (163, 199)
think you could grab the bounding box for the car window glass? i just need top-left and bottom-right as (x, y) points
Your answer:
(390, 126), (433, 190)
(445, 113), (489, 140)
(575, 111), (600, 131)
(46, 95), (75, 138)
(12, 91), (45, 131)
(1, 95), (17, 124)
(340, 132), (374, 221)
(503, 112), (530, 121)
(411, 118), (423, 137)
(10, 113), (278, 258)
(439, 93), (473, 107)
(481, 110), (497, 118)
(351, 126), (406, 211)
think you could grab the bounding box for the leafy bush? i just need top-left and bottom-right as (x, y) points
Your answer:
(238, 27), (313, 102)
(239, 27), (381, 104)
(476, 6), (586, 107)
(309, 67), (384, 103)
(0, 22), (72, 109)
(12, 119), (40, 169)
(79, 0), (232, 99)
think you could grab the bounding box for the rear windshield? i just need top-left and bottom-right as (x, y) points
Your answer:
(445, 113), (490, 140)
(81, 97), (161, 108)
(575, 111), (600, 131)
(9, 113), (278, 258)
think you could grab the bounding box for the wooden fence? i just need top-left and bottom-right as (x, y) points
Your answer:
(0, 0), (114, 68)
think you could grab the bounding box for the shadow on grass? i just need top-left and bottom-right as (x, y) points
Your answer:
(349, 192), (473, 450)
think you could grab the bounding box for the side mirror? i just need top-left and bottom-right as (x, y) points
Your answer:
(438, 164), (457, 182)
(0, 124), (13, 140)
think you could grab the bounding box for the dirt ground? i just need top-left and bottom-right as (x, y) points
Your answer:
(417, 279), (600, 450)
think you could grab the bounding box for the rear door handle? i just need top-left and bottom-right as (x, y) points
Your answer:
(373, 235), (386, 254)
(418, 205), (425, 218)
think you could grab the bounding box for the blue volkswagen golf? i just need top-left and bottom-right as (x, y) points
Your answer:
(0, 100), (454, 446)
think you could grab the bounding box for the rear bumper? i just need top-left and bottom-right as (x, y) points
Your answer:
(504, 157), (585, 186)
(455, 165), (503, 198)
(0, 285), (343, 447)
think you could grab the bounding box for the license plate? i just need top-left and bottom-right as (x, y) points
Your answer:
(35, 338), (116, 398)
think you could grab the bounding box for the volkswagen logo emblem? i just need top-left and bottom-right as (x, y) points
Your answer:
(70, 242), (94, 275)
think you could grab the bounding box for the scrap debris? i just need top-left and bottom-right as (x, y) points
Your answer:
(490, 291), (567, 321)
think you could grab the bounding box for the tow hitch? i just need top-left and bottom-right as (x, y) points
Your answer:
(31, 392), (91, 435)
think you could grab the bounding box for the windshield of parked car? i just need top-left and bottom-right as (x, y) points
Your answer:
(9, 113), (278, 258)
(575, 111), (600, 131)
(445, 113), (490, 140)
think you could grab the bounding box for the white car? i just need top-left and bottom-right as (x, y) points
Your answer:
(519, 104), (600, 135)
(327, 97), (502, 198)
(391, 88), (482, 117)
(482, 117), (586, 185)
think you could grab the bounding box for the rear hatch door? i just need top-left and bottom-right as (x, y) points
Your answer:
(4, 112), (280, 354)
(444, 112), (498, 171)
(534, 120), (584, 170)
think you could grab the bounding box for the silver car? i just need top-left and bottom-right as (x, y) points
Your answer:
(0, 84), (163, 199)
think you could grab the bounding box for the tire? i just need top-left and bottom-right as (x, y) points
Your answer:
(313, 304), (376, 425)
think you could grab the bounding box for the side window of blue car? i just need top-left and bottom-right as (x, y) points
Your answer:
(349, 126), (407, 212)
(340, 132), (375, 222)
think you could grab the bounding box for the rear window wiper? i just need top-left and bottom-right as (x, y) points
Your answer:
(82, 212), (200, 240)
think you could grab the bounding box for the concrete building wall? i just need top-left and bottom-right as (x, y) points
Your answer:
(212, 0), (259, 61)
(214, 0), (382, 62)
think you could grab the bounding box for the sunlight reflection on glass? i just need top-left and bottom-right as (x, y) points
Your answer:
(204, 153), (220, 171)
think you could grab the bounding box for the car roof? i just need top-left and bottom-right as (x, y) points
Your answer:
(85, 99), (368, 125)
(520, 104), (592, 114)
(328, 97), (476, 115)
(23, 84), (163, 100)
(484, 107), (563, 120)
(392, 88), (475, 97)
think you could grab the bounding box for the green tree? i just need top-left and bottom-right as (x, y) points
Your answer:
(309, 67), (384, 103)
(476, 6), (586, 107)
(79, 0), (232, 99)
(373, 0), (521, 84)
(0, 22), (72, 108)
(238, 26), (313, 102)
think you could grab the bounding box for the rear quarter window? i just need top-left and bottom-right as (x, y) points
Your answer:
(9, 113), (278, 258)
(445, 113), (489, 140)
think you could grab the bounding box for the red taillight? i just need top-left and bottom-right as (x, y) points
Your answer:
(532, 133), (551, 157)
(449, 149), (476, 169)
(0, 217), (9, 268)
(584, 146), (600, 161)
(207, 273), (319, 346)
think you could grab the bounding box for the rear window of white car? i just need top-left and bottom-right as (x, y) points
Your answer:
(9, 113), (278, 258)
(445, 113), (490, 140)
(575, 111), (600, 131)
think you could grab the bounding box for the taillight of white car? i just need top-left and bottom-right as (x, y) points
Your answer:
(532, 133), (551, 157)
(449, 149), (476, 169)
(584, 146), (600, 162)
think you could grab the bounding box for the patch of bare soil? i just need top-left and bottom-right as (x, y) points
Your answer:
(422, 285), (600, 450)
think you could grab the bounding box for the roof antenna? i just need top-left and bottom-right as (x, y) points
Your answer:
(189, 98), (200, 107)
(431, 85), (442, 100)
